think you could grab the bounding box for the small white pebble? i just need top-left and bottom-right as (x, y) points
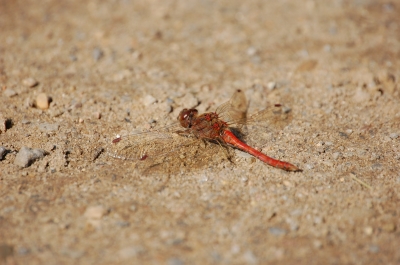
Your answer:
(305, 164), (314, 170)
(389, 133), (398, 139)
(313, 240), (323, 249)
(364, 226), (373, 236)
(84, 205), (105, 219)
(283, 180), (292, 187)
(119, 246), (143, 259)
(246, 46), (258, 56)
(345, 129), (353, 135)
(267, 81), (276, 90)
(22, 77), (38, 87)
(323, 44), (331, 52)
(142, 94), (157, 106)
(3, 88), (17, 97)
(383, 136), (392, 142)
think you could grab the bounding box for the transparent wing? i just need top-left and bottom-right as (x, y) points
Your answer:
(107, 129), (233, 175)
(216, 89), (248, 124)
(242, 104), (294, 131)
(216, 89), (293, 131)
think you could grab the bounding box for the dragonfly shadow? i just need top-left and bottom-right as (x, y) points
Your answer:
(109, 136), (234, 177)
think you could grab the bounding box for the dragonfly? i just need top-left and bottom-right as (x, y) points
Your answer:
(108, 89), (302, 173)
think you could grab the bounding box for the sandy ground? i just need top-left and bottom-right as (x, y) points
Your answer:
(1, 0), (400, 264)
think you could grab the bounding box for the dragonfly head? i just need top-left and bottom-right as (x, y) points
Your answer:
(178, 108), (198, 128)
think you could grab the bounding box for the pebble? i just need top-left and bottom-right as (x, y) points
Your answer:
(323, 44), (331, 52)
(242, 250), (258, 264)
(118, 246), (143, 259)
(168, 258), (184, 265)
(48, 108), (64, 118)
(383, 136), (392, 142)
(267, 81), (276, 90)
(364, 226), (373, 236)
(84, 205), (106, 219)
(389, 133), (399, 139)
(25, 98), (34, 108)
(14, 146), (47, 167)
(313, 240), (323, 249)
(290, 209), (303, 216)
(368, 244), (379, 253)
(268, 227), (287, 236)
(0, 146), (7, 160)
(142, 94), (157, 106)
(61, 249), (84, 259)
(22, 77), (38, 87)
(370, 152), (380, 160)
(353, 87), (370, 103)
(345, 129), (353, 135)
(283, 180), (292, 187)
(36, 93), (50, 109)
(17, 246), (30, 255)
(313, 216), (323, 224)
(3, 88), (17, 97)
(0, 115), (7, 132)
(371, 163), (382, 170)
(38, 123), (59, 133)
(94, 112), (102, 119)
(92, 47), (104, 61)
(304, 163), (314, 170)
(246, 46), (258, 56)
(44, 142), (56, 152)
(115, 221), (130, 228)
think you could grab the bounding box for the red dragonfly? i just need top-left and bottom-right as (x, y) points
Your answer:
(109, 90), (301, 172)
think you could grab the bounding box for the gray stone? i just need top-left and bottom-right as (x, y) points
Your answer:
(3, 88), (17, 97)
(268, 227), (287, 236)
(14, 147), (47, 167)
(92, 47), (104, 61)
(38, 123), (59, 133)
(0, 146), (7, 160)
(22, 77), (39, 87)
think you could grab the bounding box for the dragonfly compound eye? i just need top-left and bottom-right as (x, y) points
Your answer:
(178, 108), (199, 128)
